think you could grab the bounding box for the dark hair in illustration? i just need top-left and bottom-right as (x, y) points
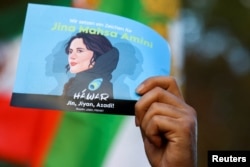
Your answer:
(65, 32), (113, 71)
(62, 32), (119, 97)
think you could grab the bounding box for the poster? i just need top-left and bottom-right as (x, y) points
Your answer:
(11, 4), (171, 115)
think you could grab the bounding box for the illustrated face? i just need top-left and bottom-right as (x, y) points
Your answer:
(68, 38), (94, 73)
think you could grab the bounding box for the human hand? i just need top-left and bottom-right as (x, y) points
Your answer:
(135, 76), (197, 167)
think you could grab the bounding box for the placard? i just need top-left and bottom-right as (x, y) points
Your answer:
(11, 4), (171, 115)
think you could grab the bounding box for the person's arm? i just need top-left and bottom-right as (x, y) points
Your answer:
(135, 76), (197, 167)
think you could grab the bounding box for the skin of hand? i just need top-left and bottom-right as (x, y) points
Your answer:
(135, 76), (197, 167)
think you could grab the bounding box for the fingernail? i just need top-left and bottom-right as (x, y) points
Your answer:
(136, 83), (144, 94)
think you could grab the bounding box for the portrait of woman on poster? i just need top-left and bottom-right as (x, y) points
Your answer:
(62, 32), (119, 99)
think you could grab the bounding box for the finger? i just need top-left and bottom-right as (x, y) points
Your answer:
(141, 115), (179, 147)
(135, 87), (187, 126)
(136, 76), (183, 100)
(140, 102), (183, 130)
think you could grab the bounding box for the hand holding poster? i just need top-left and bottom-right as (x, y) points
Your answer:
(11, 4), (171, 115)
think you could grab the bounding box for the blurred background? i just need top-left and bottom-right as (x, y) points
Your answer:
(0, 0), (250, 167)
(182, 1), (250, 166)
